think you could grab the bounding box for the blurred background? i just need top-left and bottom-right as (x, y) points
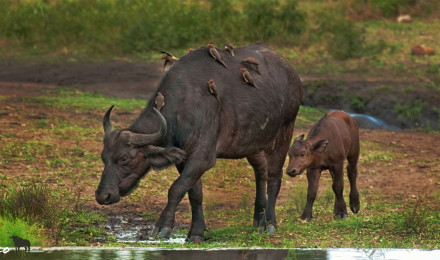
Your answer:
(0, 0), (439, 130)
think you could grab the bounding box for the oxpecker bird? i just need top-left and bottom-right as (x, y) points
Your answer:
(208, 79), (220, 102)
(240, 68), (258, 88)
(208, 43), (228, 68)
(160, 51), (179, 72)
(242, 57), (260, 74)
(224, 42), (235, 57)
(155, 92), (165, 111)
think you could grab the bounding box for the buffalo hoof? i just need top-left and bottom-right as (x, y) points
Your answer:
(267, 225), (276, 234)
(258, 224), (276, 234)
(299, 218), (311, 223)
(186, 235), (204, 244)
(350, 201), (360, 214)
(150, 226), (172, 239)
(158, 227), (172, 239)
(334, 213), (348, 220)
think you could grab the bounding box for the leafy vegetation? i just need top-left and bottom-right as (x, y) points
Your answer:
(0, 0), (305, 56)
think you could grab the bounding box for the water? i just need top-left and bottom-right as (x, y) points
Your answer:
(347, 113), (400, 130)
(3, 248), (439, 260)
(327, 110), (400, 130)
(102, 214), (187, 244)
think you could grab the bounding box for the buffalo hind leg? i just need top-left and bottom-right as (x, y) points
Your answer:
(247, 152), (268, 227)
(151, 151), (215, 241)
(300, 168), (321, 222)
(186, 179), (208, 242)
(330, 164), (348, 219)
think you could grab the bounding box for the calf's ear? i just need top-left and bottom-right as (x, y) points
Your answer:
(145, 145), (186, 169)
(294, 134), (305, 142)
(313, 139), (329, 153)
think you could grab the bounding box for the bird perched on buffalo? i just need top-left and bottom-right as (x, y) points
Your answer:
(155, 92), (165, 111)
(242, 57), (261, 75)
(240, 68), (258, 88)
(208, 43), (228, 68)
(160, 51), (179, 72)
(224, 42), (235, 57)
(208, 79), (220, 102)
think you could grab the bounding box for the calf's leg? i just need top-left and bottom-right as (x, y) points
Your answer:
(301, 168), (321, 221)
(347, 160), (360, 214)
(330, 164), (348, 219)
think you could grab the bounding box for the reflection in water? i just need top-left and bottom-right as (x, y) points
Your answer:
(3, 248), (440, 260)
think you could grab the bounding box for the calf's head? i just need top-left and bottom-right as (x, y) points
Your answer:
(286, 134), (329, 177)
(95, 106), (185, 205)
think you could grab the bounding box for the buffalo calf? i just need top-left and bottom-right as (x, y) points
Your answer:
(286, 111), (360, 221)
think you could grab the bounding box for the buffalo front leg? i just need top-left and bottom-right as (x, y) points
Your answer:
(330, 164), (348, 219)
(300, 168), (321, 222)
(175, 164), (208, 242)
(247, 152), (268, 227)
(151, 152), (215, 240)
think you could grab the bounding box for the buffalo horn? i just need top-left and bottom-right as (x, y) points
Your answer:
(129, 108), (167, 145)
(103, 105), (115, 135)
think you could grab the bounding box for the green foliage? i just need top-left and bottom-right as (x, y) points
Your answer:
(295, 106), (325, 129)
(394, 100), (426, 121)
(401, 198), (430, 235)
(0, 184), (57, 227)
(350, 94), (367, 113)
(0, 217), (45, 247)
(0, 0), (306, 54)
(371, 0), (402, 17)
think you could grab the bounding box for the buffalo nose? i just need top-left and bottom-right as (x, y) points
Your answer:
(286, 168), (297, 177)
(95, 190), (111, 205)
(286, 168), (296, 174)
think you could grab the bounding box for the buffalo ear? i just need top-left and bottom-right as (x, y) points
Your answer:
(313, 139), (329, 153)
(146, 146), (186, 169)
(294, 134), (305, 142)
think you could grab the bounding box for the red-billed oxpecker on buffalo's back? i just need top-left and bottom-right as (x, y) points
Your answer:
(286, 111), (360, 222)
(95, 43), (303, 242)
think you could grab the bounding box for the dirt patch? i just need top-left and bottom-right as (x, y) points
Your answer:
(0, 61), (163, 99)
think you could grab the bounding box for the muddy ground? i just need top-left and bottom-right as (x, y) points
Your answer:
(0, 61), (439, 242)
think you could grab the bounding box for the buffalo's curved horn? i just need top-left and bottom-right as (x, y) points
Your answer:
(129, 108), (167, 146)
(103, 105), (115, 135)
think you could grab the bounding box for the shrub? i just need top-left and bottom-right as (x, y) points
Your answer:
(0, 217), (45, 247)
(401, 197), (430, 235)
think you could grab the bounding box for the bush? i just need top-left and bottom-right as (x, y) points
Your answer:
(0, 184), (58, 227)
(0, 0), (307, 55)
(0, 217), (45, 247)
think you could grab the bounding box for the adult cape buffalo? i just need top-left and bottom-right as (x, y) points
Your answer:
(95, 43), (303, 242)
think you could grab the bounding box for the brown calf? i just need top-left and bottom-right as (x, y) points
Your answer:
(286, 111), (360, 221)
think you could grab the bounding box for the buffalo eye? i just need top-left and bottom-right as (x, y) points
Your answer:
(300, 153), (305, 157)
(119, 156), (130, 165)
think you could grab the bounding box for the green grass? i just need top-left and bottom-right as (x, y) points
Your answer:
(360, 141), (394, 165)
(29, 89), (146, 112)
(0, 217), (46, 247)
(296, 106), (325, 129)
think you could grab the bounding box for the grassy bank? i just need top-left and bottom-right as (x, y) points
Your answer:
(1, 88), (439, 248)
